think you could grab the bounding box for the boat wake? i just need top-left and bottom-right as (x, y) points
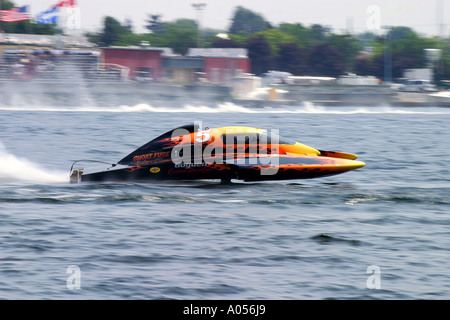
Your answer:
(0, 102), (449, 115)
(0, 141), (67, 184)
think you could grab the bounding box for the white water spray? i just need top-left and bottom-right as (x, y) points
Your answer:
(0, 141), (67, 184)
(1, 102), (449, 115)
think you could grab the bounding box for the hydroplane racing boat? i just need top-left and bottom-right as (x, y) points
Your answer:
(70, 124), (365, 183)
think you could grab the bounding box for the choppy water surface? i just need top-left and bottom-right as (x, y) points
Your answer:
(0, 103), (449, 299)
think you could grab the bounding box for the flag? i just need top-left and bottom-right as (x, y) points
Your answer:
(53, 0), (76, 8)
(0, 6), (30, 22)
(36, 7), (59, 25)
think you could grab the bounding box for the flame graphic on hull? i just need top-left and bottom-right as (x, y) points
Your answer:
(70, 125), (365, 183)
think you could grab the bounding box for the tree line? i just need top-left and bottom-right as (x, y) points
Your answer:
(2, 1), (449, 81)
(88, 6), (450, 81)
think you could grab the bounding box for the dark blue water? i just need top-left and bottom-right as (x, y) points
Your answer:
(1, 103), (449, 299)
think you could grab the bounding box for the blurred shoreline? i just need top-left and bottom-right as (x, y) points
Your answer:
(1, 80), (449, 108)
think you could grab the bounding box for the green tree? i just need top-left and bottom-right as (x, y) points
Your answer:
(387, 26), (416, 41)
(354, 54), (375, 76)
(0, 0), (14, 10)
(253, 28), (296, 57)
(247, 34), (273, 75)
(109, 17), (198, 54)
(278, 23), (311, 48)
(307, 43), (345, 77)
(309, 24), (328, 43)
(210, 37), (242, 48)
(327, 34), (362, 72)
(356, 31), (377, 47)
(124, 18), (133, 33)
(277, 42), (308, 75)
(162, 20), (197, 54)
(367, 26), (440, 80)
(145, 14), (164, 33)
(98, 16), (131, 46)
(1, 19), (60, 35)
(229, 6), (271, 35)
(392, 33), (437, 69)
(278, 23), (332, 49)
(439, 56), (450, 82)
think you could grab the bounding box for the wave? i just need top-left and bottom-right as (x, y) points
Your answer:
(0, 141), (67, 184)
(1, 102), (449, 115)
(310, 233), (361, 246)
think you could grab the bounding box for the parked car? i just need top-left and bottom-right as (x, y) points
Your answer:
(397, 79), (438, 92)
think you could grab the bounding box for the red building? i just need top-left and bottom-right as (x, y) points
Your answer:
(203, 57), (250, 83)
(101, 47), (164, 80)
(188, 48), (250, 83)
(100, 47), (251, 83)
